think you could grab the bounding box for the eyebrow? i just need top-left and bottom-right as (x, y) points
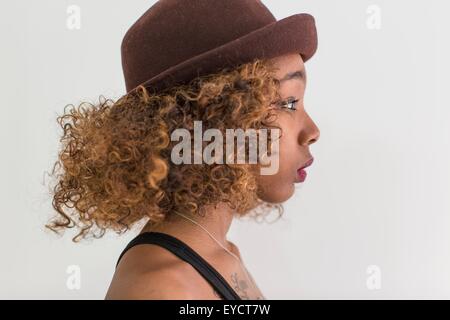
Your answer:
(279, 69), (306, 83)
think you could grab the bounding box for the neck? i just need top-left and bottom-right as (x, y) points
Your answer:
(140, 202), (235, 253)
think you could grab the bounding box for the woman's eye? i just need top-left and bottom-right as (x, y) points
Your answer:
(281, 98), (299, 111)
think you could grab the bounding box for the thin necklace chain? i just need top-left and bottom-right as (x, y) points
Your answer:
(173, 211), (241, 262)
(173, 210), (255, 291)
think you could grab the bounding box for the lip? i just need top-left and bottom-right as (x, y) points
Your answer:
(295, 157), (314, 183)
(299, 157), (314, 170)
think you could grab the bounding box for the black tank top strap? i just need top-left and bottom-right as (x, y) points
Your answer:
(116, 231), (242, 300)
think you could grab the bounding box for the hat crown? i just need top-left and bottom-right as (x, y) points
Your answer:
(121, 0), (276, 92)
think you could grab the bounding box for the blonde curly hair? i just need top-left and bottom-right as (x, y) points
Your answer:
(46, 58), (286, 242)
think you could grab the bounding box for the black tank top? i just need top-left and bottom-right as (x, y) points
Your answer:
(116, 231), (242, 300)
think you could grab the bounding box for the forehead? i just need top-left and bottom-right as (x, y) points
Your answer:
(269, 53), (305, 79)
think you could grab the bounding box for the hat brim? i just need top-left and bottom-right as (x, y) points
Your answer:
(134, 13), (317, 94)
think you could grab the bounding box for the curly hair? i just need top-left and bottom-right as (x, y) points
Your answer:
(46, 58), (286, 242)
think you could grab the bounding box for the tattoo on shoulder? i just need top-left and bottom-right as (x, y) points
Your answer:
(230, 272), (250, 300)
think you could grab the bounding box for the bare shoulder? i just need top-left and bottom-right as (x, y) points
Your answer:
(106, 268), (195, 300)
(105, 243), (220, 300)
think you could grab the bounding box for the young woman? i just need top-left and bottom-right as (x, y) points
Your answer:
(47, 0), (320, 300)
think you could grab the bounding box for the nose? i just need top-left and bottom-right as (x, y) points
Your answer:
(298, 110), (320, 146)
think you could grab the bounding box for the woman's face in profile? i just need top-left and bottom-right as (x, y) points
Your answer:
(257, 53), (320, 203)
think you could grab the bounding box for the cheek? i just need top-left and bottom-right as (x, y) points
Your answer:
(256, 122), (299, 203)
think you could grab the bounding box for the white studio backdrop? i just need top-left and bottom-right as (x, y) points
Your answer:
(1, 0), (449, 299)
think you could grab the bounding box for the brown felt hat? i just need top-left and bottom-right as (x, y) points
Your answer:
(121, 0), (318, 94)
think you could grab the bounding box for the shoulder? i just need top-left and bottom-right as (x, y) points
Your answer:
(106, 268), (196, 300)
(106, 242), (220, 300)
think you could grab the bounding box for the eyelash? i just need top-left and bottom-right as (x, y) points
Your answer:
(280, 98), (300, 111)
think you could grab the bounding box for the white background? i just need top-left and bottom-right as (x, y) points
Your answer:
(1, 0), (449, 299)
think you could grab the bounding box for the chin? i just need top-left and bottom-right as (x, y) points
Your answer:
(258, 182), (295, 203)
